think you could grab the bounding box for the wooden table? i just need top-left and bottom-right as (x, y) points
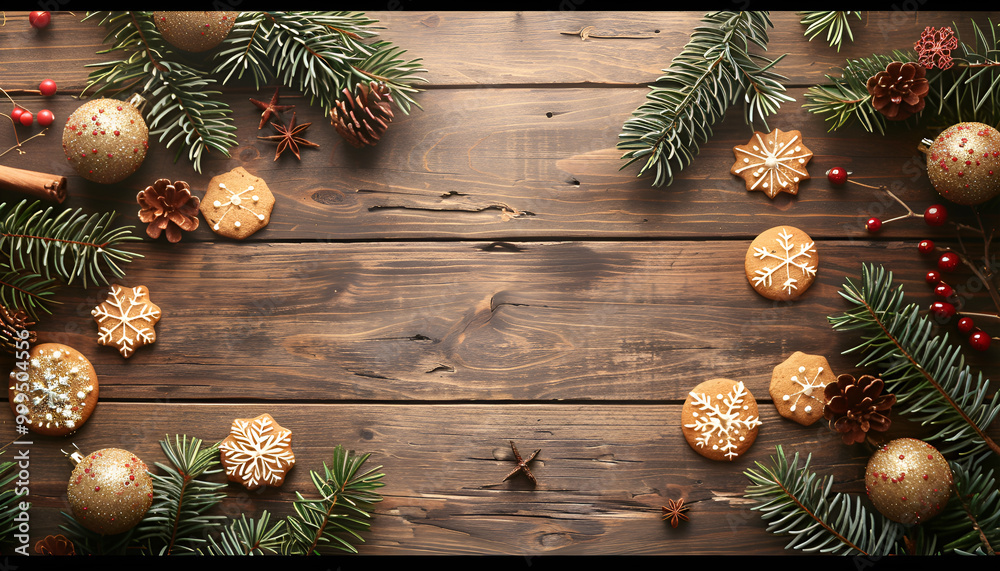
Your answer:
(1, 10), (999, 557)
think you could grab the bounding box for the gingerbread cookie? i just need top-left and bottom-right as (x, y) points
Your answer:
(731, 129), (812, 199)
(200, 167), (275, 240)
(682, 378), (761, 461)
(9, 343), (98, 436)
(219, 413), (295, 490)
(745, 226), (818, 301)
(769, 352), (837, 426)
(92, 284), (162, 358)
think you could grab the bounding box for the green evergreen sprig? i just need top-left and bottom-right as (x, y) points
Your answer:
(0, 451), (24, 547)
(828, 264), (1000, 458)
(744, 445), (902, 555)
(805, 19), (1000, 132)
(201, 512), (286, 555)
(282, 444), (385, 555)
(211, 12), (427, 115)
(799, 11), (862, 52)
(134, 435), (228, 555)
(0, 200), (141, 318)
(928, 455), (1000, 555)
(618, 11), (792, 188)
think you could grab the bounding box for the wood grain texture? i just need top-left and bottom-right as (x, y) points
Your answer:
(1, 10), (999, 557)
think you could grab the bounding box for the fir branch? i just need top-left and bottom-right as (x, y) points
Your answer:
(617, 11), (793, 188)
(743, 445), (902, 555)
(212, 11), (426, 115)
(134, 435), (227, 555)
(0, 452), (23, 546)
(281, 444), (385, 555)
(201, 512), (285, 555)
(0, 262), (59, 319)
(805, 19), (1000, 132)
(828, 264), (1000, 458)
(0, 200), (141, 290)
(799, 11), (861, 52)
(925, 455), (1000, 554)
(59, 514), (137, 556)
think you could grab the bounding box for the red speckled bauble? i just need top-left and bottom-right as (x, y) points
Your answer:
(865, 438), (953, 524)
(924, 122), (1000, 205)
(153, 11), (237, 53)
(67, 448), (154, 535)
(62, 97), (148, 184)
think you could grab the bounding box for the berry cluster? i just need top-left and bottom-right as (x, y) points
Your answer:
(7, 80), (57, 128)
(829, 168), (996, 352)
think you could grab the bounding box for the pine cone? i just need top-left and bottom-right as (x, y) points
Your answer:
(823, 373), (896, 445)
(330, 81), (395, 148)
(137, 179), (201, 243)
(866, 61), (929, 121)
(0, 304), (36, 355)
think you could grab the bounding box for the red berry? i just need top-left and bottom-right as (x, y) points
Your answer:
(958, 317), (976, 334)
(866, 217), (882, 232)
(18, 111), (33, 126)
(934, 282), (954, 299)
(10, 108), (24, 122)
(38, 79), (57, 96)
(938, 252), (960, 272)
(930, 301), (956, 320)
(28, 11), (51, 29)
(926, 270), (942, 285)
(917, 239), (935, 254)
(969, 330), (991, 351)
(36, 109), (54, 127)
(828, 167), (848, 185)
(924, 204), (948, 226)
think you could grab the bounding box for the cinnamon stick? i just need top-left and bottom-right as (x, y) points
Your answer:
(0, 164), (67, 204)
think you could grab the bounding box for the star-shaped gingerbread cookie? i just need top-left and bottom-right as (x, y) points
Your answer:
(731, 129), (813, 199)
(92, 285), (161, 358)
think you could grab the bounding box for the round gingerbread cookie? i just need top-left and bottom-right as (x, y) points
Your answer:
(681, 378), (761, 461)
(745, 226), (818, 301)
(8, 343), (99, 436)
(200, 167), (275, 240)
(769, 351), (837, 426)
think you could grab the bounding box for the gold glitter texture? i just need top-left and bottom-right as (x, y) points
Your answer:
(67, 448), (154, 535)
(154, 11), (238, 53)
(865, 438), (953, 524)
(8, 343), (98, 436)
(62, 98), (148, 184)
(925, 122), (1000, 206)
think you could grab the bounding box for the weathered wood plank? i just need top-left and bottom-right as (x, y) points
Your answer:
(11, 240), (996, 402)
(2, 12), (997, 89)
(0, 87), (962, 241)
(20, 402), (963, 555)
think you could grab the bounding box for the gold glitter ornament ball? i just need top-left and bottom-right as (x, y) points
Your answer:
(865, 438), (953, 524)
(153, 11), (238, 53)
(62, 98), (148, 184)
(67, 448), (154, 535)
(924, 122), (1000, 205)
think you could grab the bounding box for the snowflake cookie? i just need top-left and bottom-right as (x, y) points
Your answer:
(219, 413), (295, 490)
(8, 343), (99, 436)
(92, 284), (162, 358)
(682, 378), (762, 461)
(200, 166), (275, 240)
(769, 352), (837, 426)
(731, 129), (813, 199)
(745, 226), (819, 301)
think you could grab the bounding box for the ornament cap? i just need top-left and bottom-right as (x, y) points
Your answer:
(128, 92), (149, 117)
(62, 443), (84, 465)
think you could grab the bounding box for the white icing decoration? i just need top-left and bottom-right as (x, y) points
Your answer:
(684, 381), (762, 460)
(212, 182), (267, 230)
(219, 415), (295, 488)
(782, 364), (827, 415)
(751, 228), (817, 296)
(92, 285), (161, 358)
(734, 132), (811, 198)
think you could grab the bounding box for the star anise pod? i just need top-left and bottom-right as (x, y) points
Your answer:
(137, 179), (201, 243)
(0, 304), (36, 355)
(502, 441), (540, 486)
(866, 61), (929, 121)
(258, 112), (319, 161)
(249, 87), (296, 130)
(823, 373), (896, 445)
(661, 498), (690, 528)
